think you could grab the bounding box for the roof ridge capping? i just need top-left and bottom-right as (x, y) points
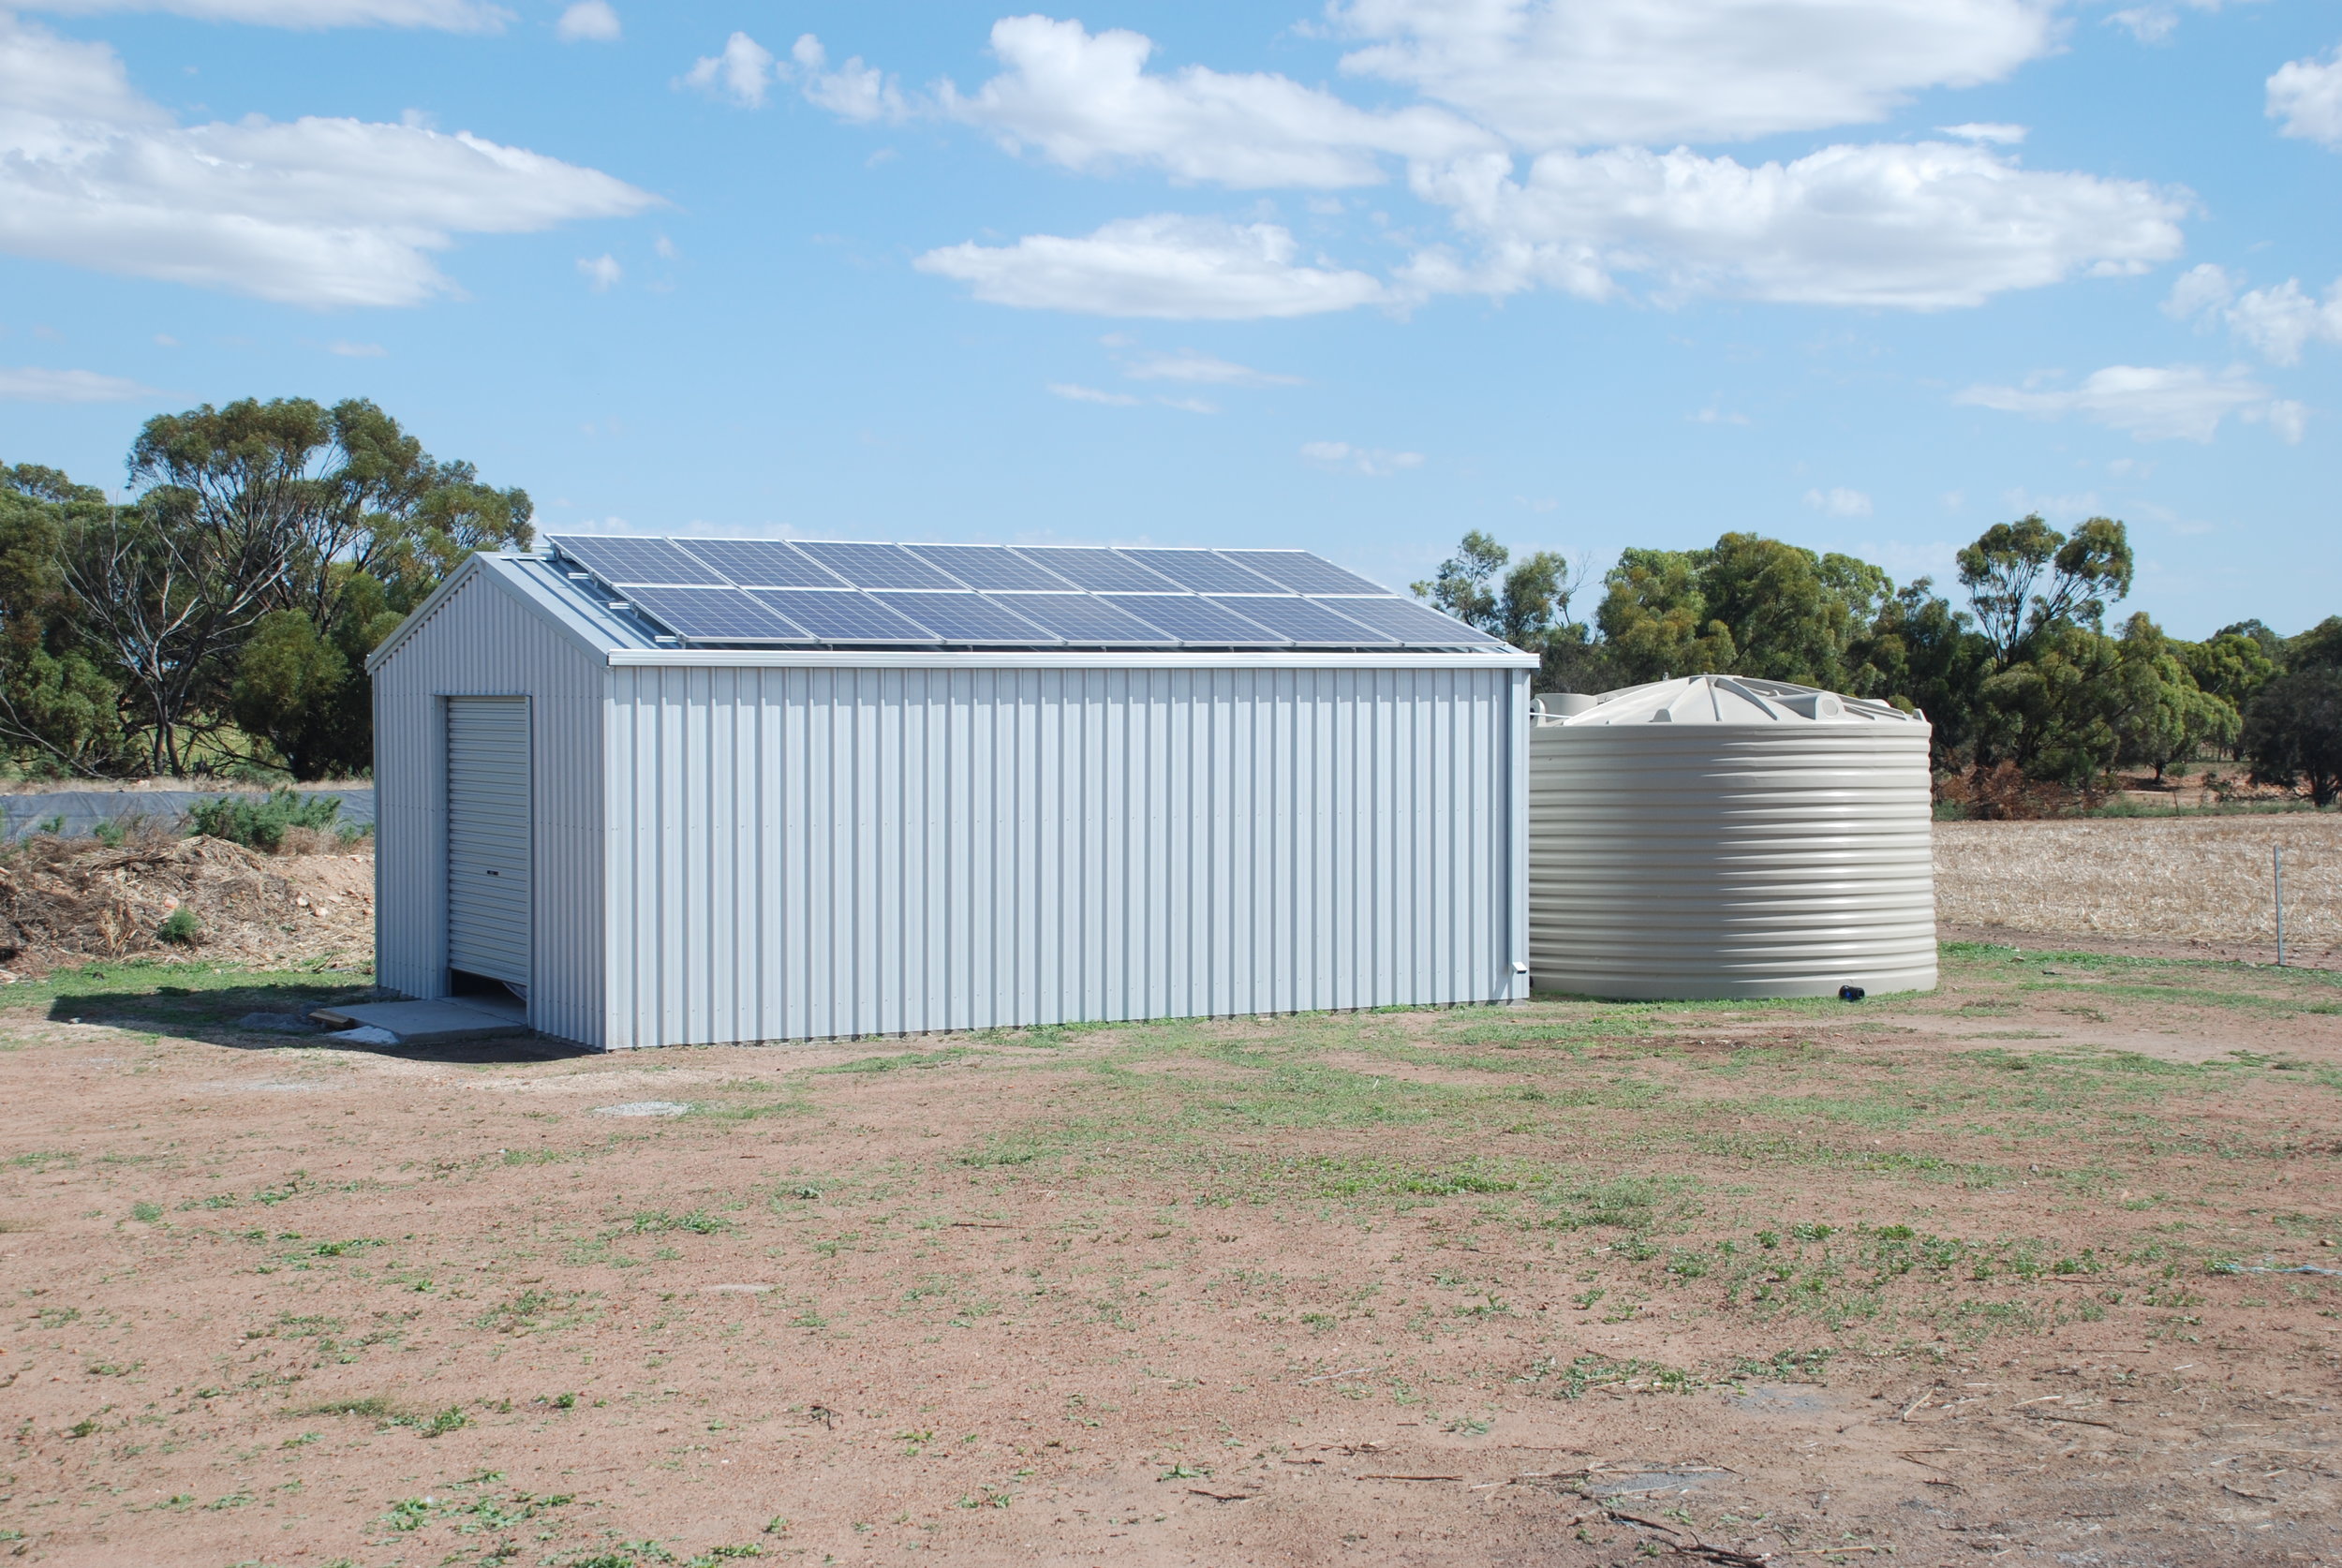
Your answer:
(1534, 673), (1926, 727)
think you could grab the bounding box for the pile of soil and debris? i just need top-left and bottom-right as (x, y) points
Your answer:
(0, 827), (372, 975)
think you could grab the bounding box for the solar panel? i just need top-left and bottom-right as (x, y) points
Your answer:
(742, 588), (940, 643)
(677, 538), (843, 589)
(622, 585), (810, 643)
(1222, 549), (1392, 597)
(1204, 595), (1398, 646)
(985, 593), (1178, 646)
(1308, 595), (1506, 646)
(1099, 595), (1286, 647)
(548, 534), (729, 587)
(1121, 549), (1282, 595)
(1009, 547), (1180, 592)
(793, 540), (962, 591)
(903, 544), (1075, 591)
(872, 591), (1059, 644)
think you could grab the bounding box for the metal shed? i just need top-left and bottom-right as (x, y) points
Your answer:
(367, 538), (1537, 1050)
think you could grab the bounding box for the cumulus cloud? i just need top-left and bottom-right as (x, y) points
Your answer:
(555, 1), (617, 43)
(1955, 363), (2299, 442)
(1937, 122), (2026, 142)
(915, 215), (1388, 319)
(2165, 263), (2342, 364)
(681, 31), (776, 108)
(1328, 0), (2057, 149)
(1046, 381), (1139, 405)
(1301, 440), (1424, 476)
(788, 34), (911, 123)
(929, 15), (1490, 187)
(0, 365), (155, 402)
(577, 254), (621, 291)
(1404, 140), (2186, 310)
(2268, 45), (2342, 148)
(0, 14), (655, 308)
(1119, 349), (1301, 386)
(1804, 486), (1874, 517)
(16, 0), (506, 26)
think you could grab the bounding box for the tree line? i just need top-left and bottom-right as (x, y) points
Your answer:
(0, 398), (528, 779)
(1416, 524), (2342, 806)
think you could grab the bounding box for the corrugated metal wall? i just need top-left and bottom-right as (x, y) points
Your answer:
(602, 663), (1526, 1047)
(373, 570), (608, 1045)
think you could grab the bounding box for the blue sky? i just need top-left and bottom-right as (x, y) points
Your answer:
(1, 0), (2335, 639)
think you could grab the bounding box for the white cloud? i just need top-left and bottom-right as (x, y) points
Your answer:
(915, 214), (1388, 319)
(577, 254), (621, 292)
(681, 31), (775, 108)
(325, 339), (385, 356)
(788, 34), (910, 124)
(927, 15), (1490, 188)
(1937, 122), (2026, 143)
(1404, 140), (2186, 309)
(2255, 400), (2308, 443)
(1956, 363), (2298, 442)
(0, 14), (653, 308)
(0, 365), (155, 401)
(1330, 0), (2057, 149)
(2107, 0), (2240, 46)
(554, 1), (616, 43)
(1155, 395), (1219, 414)
(1120, 349), (1301, 386)
(16, 0), (506, 27)
(1301, 439), (1424, 477)
(1046, 381), (1139, 406)
(1804, 485), (1874, 516)
(2164, 263), (2342, 364)
(2269, 45), (2342, 148)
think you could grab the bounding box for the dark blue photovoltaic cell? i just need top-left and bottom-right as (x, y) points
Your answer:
(1308, 595), (1505, 646)
(1008, 547), (1180, 592)
(1221, 549), (1392, 597)
(1100, 595), (1286, 646)
(793, 540), (962, 590)
(677, 539), (843, 588)
(1121, 549), (1282, 594)
(743, 588), (940, 643)
(872, 592), (1059, 643)
(904, 544), (1075, 591)
(986, 593), (1178, 645)
(548, 534), (729, 587)
(623, 585), (810, 642)
(1204, 595), (1398, 645)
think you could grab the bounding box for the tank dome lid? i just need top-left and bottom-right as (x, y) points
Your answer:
(1537, 674), (1924, 727)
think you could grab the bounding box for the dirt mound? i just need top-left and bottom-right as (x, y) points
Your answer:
(0, 829), (372, 975)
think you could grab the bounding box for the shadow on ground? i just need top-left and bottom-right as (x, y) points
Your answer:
(44, 983), (594, 1064)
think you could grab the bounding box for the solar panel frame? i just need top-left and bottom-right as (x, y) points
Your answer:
(902, 544), (1075, 591)
(675, 538), (846, 589)
(1120, 548), (1284, 595)
(792, 540), (964, 591)
(984, 593), (1179, 647)
(621, 584), (813, 643)
(1203, 595), (1398, 647)
(742, 587), (942, 644)
(1007, 547), (1182, 593)
(1307, 594), (1507, 647)
(869, 591), (1061, 645)
(547, 534), (729, 587)
(1219, 549), (1393, 597)
(1098, 594), (1288, 647)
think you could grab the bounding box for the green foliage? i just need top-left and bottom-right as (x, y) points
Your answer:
(1594, 533), (1893, 692)
(1412, 530), (1580, 653)
(156, 906), (200, 946)
(187, 788), (342, 851)
(1955, 513), (2134, 666)
(2243, 667), (2342, 806)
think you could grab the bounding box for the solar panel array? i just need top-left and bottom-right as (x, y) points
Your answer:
(543, 534), (1508, 652)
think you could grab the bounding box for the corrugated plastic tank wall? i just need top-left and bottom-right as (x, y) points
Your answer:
(1528, 675), (1935, 1000)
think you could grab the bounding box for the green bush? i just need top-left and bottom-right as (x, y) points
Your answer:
(156, 906), (200, 946)
(186, 789), (341, 852)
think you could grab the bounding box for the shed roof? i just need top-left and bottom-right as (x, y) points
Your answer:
(369, 552), (1537, 673)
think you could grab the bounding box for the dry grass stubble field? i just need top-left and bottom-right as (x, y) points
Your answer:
(3, 931), (2340, 1568)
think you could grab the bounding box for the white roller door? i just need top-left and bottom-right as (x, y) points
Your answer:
(446, 697), (531, 987)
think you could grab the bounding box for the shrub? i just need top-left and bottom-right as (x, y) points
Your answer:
(156, 906), (200, 946)
(187, 789), (341, 852)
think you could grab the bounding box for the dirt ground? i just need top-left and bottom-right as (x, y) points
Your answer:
(2, 939), (2338, 1568)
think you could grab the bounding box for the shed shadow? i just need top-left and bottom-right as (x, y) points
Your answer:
(45, 984), (597, 1065)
